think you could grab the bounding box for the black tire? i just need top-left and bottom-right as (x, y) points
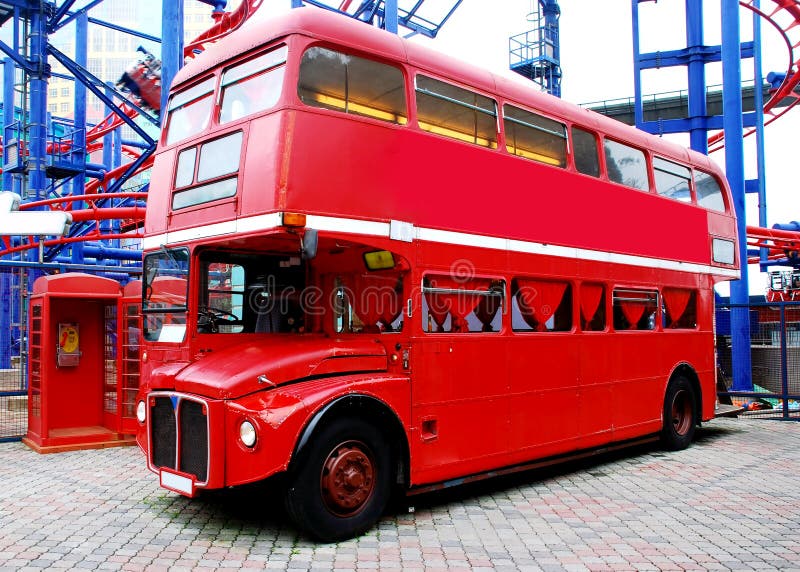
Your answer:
(661, 375), (697, 451)
(284, 417), (393, 542)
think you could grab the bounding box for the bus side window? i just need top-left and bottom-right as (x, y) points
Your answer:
(415, 75), (497, 148)
(580, 282), (605, 331)
(604, 139), (649, 191)
(572, 127), (600, 177)
(298, 46), (407, 125)
(335, 273), (404, 333)
(613, 288), (658, 331)
(503, 104), (567, 167)
(694, 169), (726, 212)
(662, 288), (697, 329)
(511, 278), (572, 332)
(654, 157), (692, 203)
(422, 275), (504, 333)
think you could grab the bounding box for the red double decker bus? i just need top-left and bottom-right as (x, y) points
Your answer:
(136, 9), (739, 540)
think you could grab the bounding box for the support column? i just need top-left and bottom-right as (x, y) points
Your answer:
(631, 0), (644, 129)
(384, 0), (398, 34)
(3, 58), (15, 193)
(27, 3), (49, 203)
(722, 0), (753, 391)
(686, 0), (708, 154)
(160, 0), (185, 120)
(71, 12), (88, 265)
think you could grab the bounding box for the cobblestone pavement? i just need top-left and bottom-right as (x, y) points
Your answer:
(1, 418), (800, 571)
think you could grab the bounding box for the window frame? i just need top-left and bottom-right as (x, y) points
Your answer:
(297, 44), (409, 126)
(603, 137), (651, 192)
(218, 44), (288, 125)
(414, 74), (499, 148)
(502, 102), (568, 168)
(421, 273), (506, 334)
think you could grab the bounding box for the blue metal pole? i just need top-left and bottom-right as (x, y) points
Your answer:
(160, 0), (185, 121)
(28, 3), (49, 203)
(541, 0), (561, 98)
(2, 58), (14, 193)
(631, 0), (644, 129)
(384, 0), (398, 34)
(722, 0), (753, 391)
(103, 84), (113, 171)
(686, 0), (708, 154)
(291, 0), (303, 8)
(752, 0), (768, 254)
(71, 12), (88, 265)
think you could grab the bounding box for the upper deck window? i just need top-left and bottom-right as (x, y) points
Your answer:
(172, 131), (243, 210)
(604, 139), (648, 191)
(298, 47), (407, 124)
(654, 157), (692, 202)
(694, 169), (726, 212)
(503, 104), (566, 167)
(165, 77), (215, 146)
(219, 45), (287, 124)
(572, 127), (600, 177)
(415, 75), (497, 148)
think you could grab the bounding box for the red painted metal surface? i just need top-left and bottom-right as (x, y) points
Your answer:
(135, 10), (738, 499)
(24, 274), (134, 453)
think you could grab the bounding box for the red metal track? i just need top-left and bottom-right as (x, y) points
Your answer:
(709, 0), (800, 152)
(747, 225), (800, 264)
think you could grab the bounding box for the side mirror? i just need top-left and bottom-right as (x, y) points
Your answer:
(301, 228), (318, 260)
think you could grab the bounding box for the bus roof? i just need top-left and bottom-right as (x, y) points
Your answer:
(173, 8), (721, 175)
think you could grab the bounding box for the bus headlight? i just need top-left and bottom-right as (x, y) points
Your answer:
(136, 401), (146, 423)
(239, 420), (257, 448)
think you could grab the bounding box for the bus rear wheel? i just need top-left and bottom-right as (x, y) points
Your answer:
(284, 418), (392, 542)
(661, 376), (697, 451)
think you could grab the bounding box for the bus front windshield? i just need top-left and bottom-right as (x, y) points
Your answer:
(143, 248), (190, 342)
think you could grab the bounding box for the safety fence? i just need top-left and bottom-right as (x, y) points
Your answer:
(0, 267), (32, 442)
(716, 301), (800, 420)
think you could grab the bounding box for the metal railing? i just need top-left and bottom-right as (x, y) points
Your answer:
(716, 301), (800, 420)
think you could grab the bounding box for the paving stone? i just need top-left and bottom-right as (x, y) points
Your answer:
(2, 419), (800, 568)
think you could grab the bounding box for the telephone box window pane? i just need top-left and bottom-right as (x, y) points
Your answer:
(197, 131), (243, 182)
(604, 139), (648, 191)
(416, 75), (497, 148)
(573, 127), (600, 177)
(654, 157), (692, 202)
(503, 104), (566, 167)
(175, 147), (196, 188)
(165, 77), (215, 146)
(298, 47), (407, 124)
(695, 169), (726, 212)
(220, 46), (287, 124)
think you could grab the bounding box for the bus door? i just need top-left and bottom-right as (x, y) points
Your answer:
(411, 274), (509, 482)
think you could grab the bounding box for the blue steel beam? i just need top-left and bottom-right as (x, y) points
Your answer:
(686, 0), (708, 153)
(160, 0), (184, 119)
(722, 0), (753, 391)
(70, 10), (87, 265)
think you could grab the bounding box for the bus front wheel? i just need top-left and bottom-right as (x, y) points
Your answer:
(284, 418), (392, 542)
(661, 376), (697, 451)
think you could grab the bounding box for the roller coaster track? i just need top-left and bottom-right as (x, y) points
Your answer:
(709, 0), (800, 153)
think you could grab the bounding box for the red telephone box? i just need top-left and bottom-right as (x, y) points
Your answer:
(25, 273), (136, 453)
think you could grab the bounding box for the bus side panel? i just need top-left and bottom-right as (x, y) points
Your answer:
(283, 110), (712, 267)
(506, 335), (580, 460)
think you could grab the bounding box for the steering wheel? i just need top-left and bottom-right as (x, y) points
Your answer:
(198, 305), (239, 333)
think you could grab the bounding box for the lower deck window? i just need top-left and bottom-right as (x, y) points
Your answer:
(512, 278), (572, 332)
(580, 283), (606, 331)
(423, 275), (504, 333)
(663, 288), (697, 329)
(613, 288), (658, 330)
(334, 272), (404, 333)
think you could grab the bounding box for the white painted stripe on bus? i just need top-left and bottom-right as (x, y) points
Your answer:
(143, 213), (740, 279)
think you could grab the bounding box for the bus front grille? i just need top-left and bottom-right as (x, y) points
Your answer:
(179, 400), (208, 482)
(150, 395), (209, 483)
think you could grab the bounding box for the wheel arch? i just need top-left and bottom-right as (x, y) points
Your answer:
(668, 362), (702, 425)
(291, 394), (410, 488)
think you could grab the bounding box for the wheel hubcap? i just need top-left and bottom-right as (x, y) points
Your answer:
(671, 389), (692, 436)
(320, 440), (375, 517)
